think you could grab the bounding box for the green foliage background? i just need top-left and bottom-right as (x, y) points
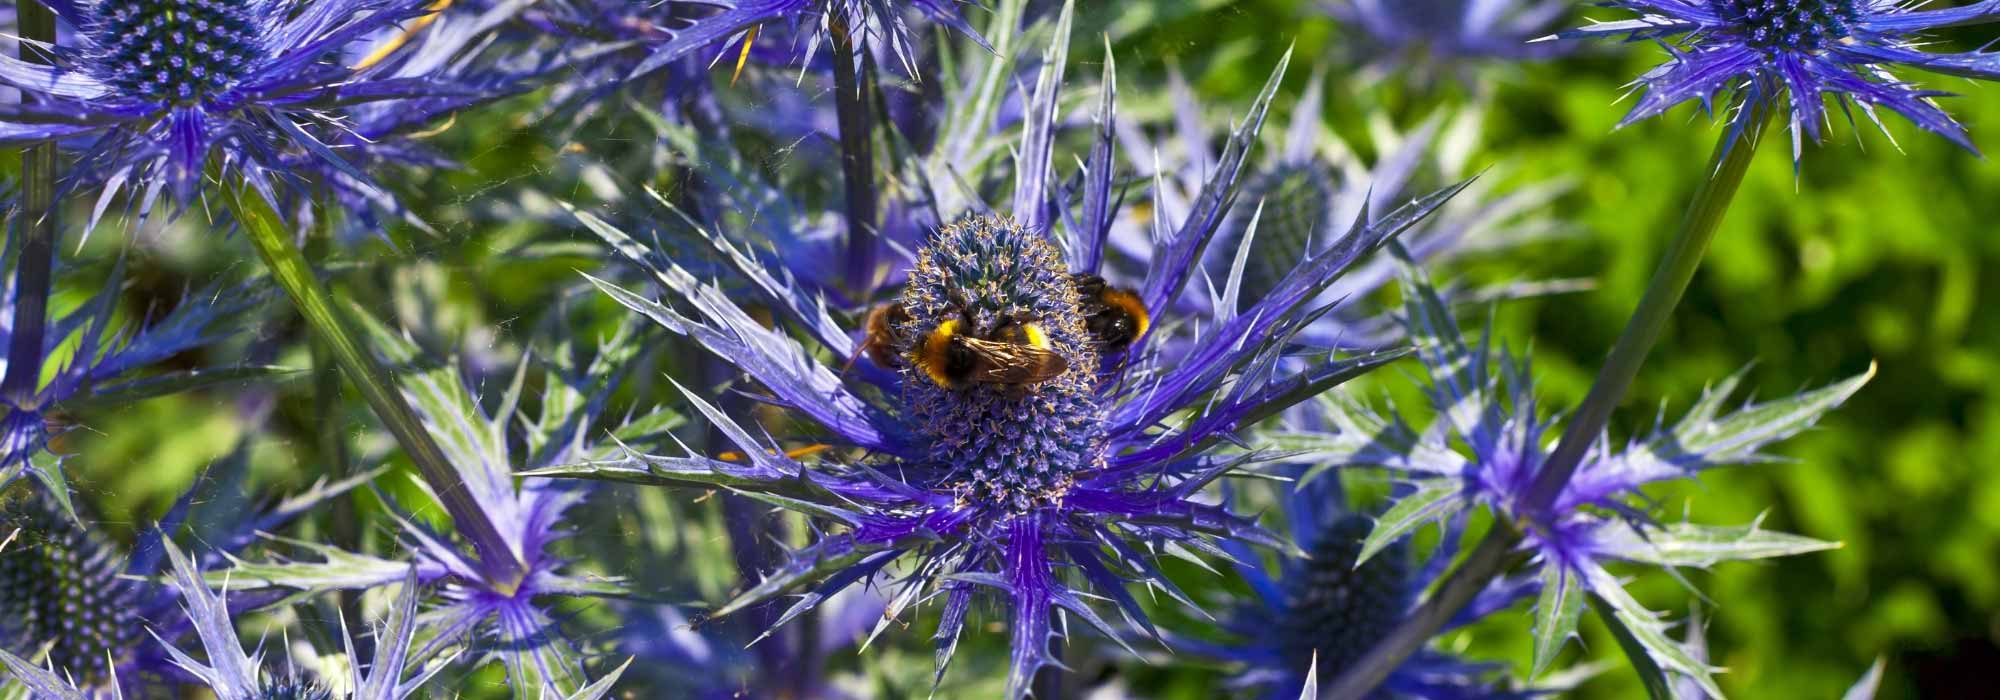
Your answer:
(33, 2), (1995, 699)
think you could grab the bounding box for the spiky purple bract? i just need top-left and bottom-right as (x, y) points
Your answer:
(557, 17), (1474, 690)
(1558, 0), (2000, 158)
(0, 0), (503, 222)
(1280, 257), (1870, 694)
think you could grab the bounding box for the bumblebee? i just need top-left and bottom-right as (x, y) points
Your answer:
(914, 315), (1070, 390)
(857, 302), (913, 369)
(1072, 274), (1149, 353)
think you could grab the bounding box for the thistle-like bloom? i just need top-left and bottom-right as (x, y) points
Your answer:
(218, 319), (672, 695)
(630, 0), (987, 82)
(1194, 476), (1532, 700)
(1319, 0), (1568, 78)
(149, 537), (630, 700)
(1117, 64), (1565, 350)
(153, 541), (439, 700)
(0, 451), (361, 698)
(549, 10), (1468, 693)
(1557, 0), (2000, 156)
(1277, 259), (1871, 694)
(0, 262), (271, 512)
(0, 0), (501, 219)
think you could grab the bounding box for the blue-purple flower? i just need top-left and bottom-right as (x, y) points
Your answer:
(0, 260), (273, 513)
(1274, 257), (1870, 695)
(213, 318), (673, 696)
(0, 447), (364, 698)
(543, 5), (1474, 695)
(1114, 64), (1567, 351)
(1319, 0), (1568, 78)
(629, 0), (987, 82)
(1185, 474), (1535, 700)
(1557, 0), (2000, 156)
(0, 0), (502, 222)
(145, 538), (629, 700)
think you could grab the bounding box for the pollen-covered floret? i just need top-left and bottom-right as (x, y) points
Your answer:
(91, 0), (263, 103)
(898, 216), (1104, 512)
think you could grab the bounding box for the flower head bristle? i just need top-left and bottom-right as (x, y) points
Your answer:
(92, 0), (263, 104)
(0, 492), (139, 683)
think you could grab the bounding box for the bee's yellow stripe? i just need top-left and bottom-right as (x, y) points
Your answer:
(1021, 322), (1051, 350)
(918, 319), (963, 388)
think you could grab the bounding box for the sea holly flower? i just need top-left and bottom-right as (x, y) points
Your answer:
(1115, 63), (1567, 351)
(0, 446), (365, 698)
(1185, 474), (1534, 700)
(1554, 0), (2000, 158)
(147, 538), (633, 700)
(0, 0), (506, 226)
(628, 0), (989, 83)
(1318, 0), (1568, 79)
(0, 259), (276, 514)
(544, 7), (1472, 694)
(1273, 258), (1871, 695)
(212, 318), (676, 695)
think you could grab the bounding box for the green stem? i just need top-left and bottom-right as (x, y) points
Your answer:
(304, 194), (367, 647)
(1522, 107), (1770, 514)
(1321, 105), (1772, 700)
(222, 179), (526, 592)
(3, 1), (59, 405)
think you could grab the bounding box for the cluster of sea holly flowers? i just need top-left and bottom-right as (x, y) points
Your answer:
(0, 0), (1978, 697)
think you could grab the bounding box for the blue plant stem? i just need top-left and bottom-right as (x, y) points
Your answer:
(829, 12), (880, 297)
(221, 179), (528, 593)
(1321, 104), (1772, 700)
(3, 0), (59, 406)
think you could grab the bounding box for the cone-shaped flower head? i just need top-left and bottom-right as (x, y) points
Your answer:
(1321, 0), (1568, 78)
(1556, 0), (2000, 158)
(550, 8), (1476, 695)
(1192, 471), (1531, 700)
(0, 491), (141, 686)
(900, 217), (1103, 512)
(0, 0), (507, 220)
(0, 444), (361, 698)
(1275, 258), (1872, 694)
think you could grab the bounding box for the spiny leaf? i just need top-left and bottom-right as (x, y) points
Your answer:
(1583, 563), (1724, 699)
(1589, 590), (1678, 700)
(1532, 563), (1585, 678)
(1358, 478), (1467, 566)
(1594, 520), (1840, 569)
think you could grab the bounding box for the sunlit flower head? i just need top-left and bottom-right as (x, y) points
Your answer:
(1320, 0), (1569, 79)
(0, 452), (361, 699)
(0, 0), (505, 223)
(1557, 0), (2000, 157)
(1277, 258), (1871, 694)
(551, 7), (1471, 696)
